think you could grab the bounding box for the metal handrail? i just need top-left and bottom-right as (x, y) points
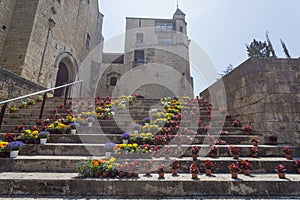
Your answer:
(0, 80), (82, 129)
(0, 80), (82, 105)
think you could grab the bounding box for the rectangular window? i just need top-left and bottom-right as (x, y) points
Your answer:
(155, 21), (173, 32)
(86, 33), (91, 50)
(157, 37), (173, 45)
(133, 50), (144, 68)
(180, 26), (183, 33)
(136, 33), (143, 43)
(110, 77), (117, 86)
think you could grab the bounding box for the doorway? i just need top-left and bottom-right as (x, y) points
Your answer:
(54, 62), (69, 97)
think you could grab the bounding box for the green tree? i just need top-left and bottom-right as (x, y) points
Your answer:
(280, 39), (291, 58)
(246, 32), (277, 58)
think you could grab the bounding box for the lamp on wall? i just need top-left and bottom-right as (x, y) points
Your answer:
(37, 18), (56, 83)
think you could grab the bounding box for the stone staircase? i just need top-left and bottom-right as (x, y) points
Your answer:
(0, 97), (299, 197)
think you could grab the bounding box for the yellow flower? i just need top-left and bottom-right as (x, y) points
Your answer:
(24, 129), (31, 134)
(32, 131), (38, 136)
(108, 165), (112, 170)
(132, 143), (138, 148)
(120, 144), (126, 148)
(109, 157), (116, 163)
(127, 144), (133, 148)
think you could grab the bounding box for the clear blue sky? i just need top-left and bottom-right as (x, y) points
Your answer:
(98, 0), (300, 94)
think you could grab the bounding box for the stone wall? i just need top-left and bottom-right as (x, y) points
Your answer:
(0, 0), (103, 95)
(200, 58), (300, 144)
(0, 66), (45, 101)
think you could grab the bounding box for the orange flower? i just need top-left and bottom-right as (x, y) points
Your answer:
(93, 160), (99, 167)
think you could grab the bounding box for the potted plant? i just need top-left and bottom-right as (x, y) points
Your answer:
(294, 160), (300, 174)
(1, 132), (16, 142)
(242, 125), (253, 135)
(8, 106), (17, 113)
(282, 146), (293, 160)
(250, 138), (259, 146)
(228, 162), (240, 179)
(36, 96), (43, 102)
(209, 145), (218, 158)
(239, 160), (252, 175)
(87, 116), (95, 127)
(69, 122), (80, 135)
(0, 141), (9, 158)
(202, 160), (214, 176)
(250, 146), (258, 158)
(120, 132), (130, 144)
(18, 102), (27, 109)
(157, 163), (165, 179)
(190, 163), (199, 179)
(104, 142), (116, 159)
(170, 159), (180, 176)
(191, 146), (199, 161)
(132, 124), (141, 134)
(144, 160), (153, 176)
(27, 99), (35, 105)
(228, 146), (240, 159)
(143, 117), (151, 126)
(38, 131), (50, 145)
(275, 164), (286, 179)
(232, 119), (241, 127)
(8, 141), (25, 158)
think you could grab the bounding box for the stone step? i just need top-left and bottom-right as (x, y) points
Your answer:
(0, 172), (299, 196)
(46, 134), (263, 145)
(0, 155), (299, 173)
(19, 144), (300, 157)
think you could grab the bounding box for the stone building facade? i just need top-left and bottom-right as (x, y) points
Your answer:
(97, 8), (193, 98)
(0, 0), (103, 98)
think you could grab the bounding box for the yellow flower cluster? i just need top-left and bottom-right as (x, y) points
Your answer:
(0, 141), (8, 149)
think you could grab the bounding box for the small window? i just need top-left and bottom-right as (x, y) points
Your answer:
(139, 19), (142, 27)
(86, 33), (91, 50)
(179, 26), (183, 33)
(136, 33), (143, 43)
(110, 77), (117, 86)
(157, 37), (173, 45)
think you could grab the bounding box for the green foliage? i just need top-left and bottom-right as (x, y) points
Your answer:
(280, 39), (291, 58)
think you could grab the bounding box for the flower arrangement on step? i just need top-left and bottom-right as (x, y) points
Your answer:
(294, 160), (300, 174)
(1, 132), (16, 142)
(157, 163), (165, 179)
(65, 115), (75, 124)
(250, 146), (258, 158)
(238, 160), (252, 175)
(275, 164), (286, 179)
(228, 146), (240, 159)
(0, 141), (9, 157)
(232, 119), (241, 127)
(18, 102), (27, 109)
(209, 145), (218, 158)
(202, 160), (214, 176)
(38, 131), (50, 145)
(191, 146), (199, 161)
(27, 99), (35, 105)
(250, 138), (259, 146)
(228, 162), (240, 179)
(8, 105), (17, 113)
(76, 157), (120, 178)
(282, 146), (293, 160)
(132, 124), (142, 134)
(8, 141), (25, 158)
(170, 159), (180, 176)
(190, 163), (199, 179)
(242, 125), (253, 135)
(17, 129), (38, 144)
(36, 96), (43, 102)
(120, 132), (130, 144)
(47, 121), (70, 134)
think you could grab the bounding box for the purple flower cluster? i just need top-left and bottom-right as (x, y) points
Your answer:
(8, 141), (25, 151)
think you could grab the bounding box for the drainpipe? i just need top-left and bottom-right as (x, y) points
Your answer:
(37, 18), (56, 83)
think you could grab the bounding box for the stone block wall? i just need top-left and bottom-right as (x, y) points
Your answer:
(200, 58), (300, 144)
(0, 66), (45, 101)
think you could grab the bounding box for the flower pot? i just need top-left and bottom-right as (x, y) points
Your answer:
(297, 168), (300, 174)
(105, 152), (112, 159)
(10, 150), (19, 158)
(232, 153), (239, 159)
(243, 169), (250, 175)
(145, 172), (151, 176)
(205, 169), (212, 176)
(209, 152), (217, 158)
(102, 171), (109, 178)
(40, 138), (47, 145)
(251, 153), (258, 158)
(192, 153), (197, 161)
(171, 169), (178, 176)
(285, 154), (292, 160)
(278, 172), (286, 179)
(88, 122), (92, 127)
(133, 130), (138, 135)
(133, 172), (139, 177)
(119, 171), (126, 178)
(145, 123), (149, 127)
(122, 139), (128, 144)
(71, 129), (77, 135)
(231, 171), (238, 179)
(93, 172), (101, 178)
(191, 173), (198, 179)
(158, 171), (164, 179)
(111, 111), (115, 116)
(127, 172), (133, 178)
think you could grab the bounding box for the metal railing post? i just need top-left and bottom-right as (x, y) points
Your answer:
(64, 85), (69, 107)
(0, 103), (8, 129)
(39, 92), (48, 119)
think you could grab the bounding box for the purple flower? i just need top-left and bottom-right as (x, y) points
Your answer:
(143, 117), (150, 123)
(104, 142), (116, 152)
(8, 141), (25, 151)
(121, 132), (130, 139)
